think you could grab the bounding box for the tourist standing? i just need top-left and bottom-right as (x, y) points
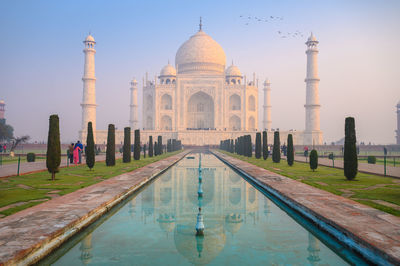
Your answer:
(68, 143), (74, 163)
(74, 141), (84, 164)
(73, 145), (81, 165)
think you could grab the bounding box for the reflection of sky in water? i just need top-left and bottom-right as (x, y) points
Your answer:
(50, 154), (364, 265)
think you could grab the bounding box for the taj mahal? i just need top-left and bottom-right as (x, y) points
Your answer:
(79, 21), (323, 146)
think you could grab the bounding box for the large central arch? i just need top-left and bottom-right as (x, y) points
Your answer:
(187, 91), (214, 129)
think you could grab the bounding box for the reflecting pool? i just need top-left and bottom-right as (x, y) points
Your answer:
(44, 153), (367, 265)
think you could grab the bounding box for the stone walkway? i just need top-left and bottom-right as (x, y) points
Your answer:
(0, 151), (188, 265)
(214, 151), (400, 265)
(294, 155), (400, 178)
(0, 154), (122, 178)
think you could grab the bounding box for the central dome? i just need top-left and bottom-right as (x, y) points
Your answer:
(175, 30), (226, 74)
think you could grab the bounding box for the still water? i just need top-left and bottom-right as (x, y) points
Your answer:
(45, 153), (367, 265)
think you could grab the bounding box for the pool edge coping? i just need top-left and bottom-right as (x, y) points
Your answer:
(212, 150), (399, 266)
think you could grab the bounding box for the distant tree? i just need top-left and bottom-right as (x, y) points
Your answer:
(122, 127), (131, 163)
(149, 136), (153, 157)
(158, 136), (163, 155)
(10, 135), (30, 152)
(344, 117), (358, 180)
(309, 149), (318, 171)
(272, 131), (280, 163)
(262, 131), (268, 160)
(86, 122), (95, 169)
(106, 124), (115, 166)
(0, 123), (14, 141)
(255, 132), (261, 159)
(287, 134), (294, 166)
(134, 129), (140, 160)
(46, 115), (61, 180)
(143, 144), (146, 158)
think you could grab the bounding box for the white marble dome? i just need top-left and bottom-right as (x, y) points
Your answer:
(175, 30), (226, 74)
(85, 34), (95, 42)
(160, 63), (176, 76)
(225, 64), (241, 77)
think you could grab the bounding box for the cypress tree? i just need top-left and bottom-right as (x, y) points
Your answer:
(158, 136), (163, 155)
(149, 136), (153, 157)
(310, 149), (318, 171)
(46, 114), (61, 180)
(123, 127), (131, 163)
(106, 124), (115, 166)
(154, 141), (158, 156)
(344, 117), (358, 180)
(272, 131), (280, 163)
(287, 134), (294, 166)
(86, 122), (95, 170)
(255, 132), (261, 159)
(143, 144), (146, 158)
(134, 129), (140, 160)
(230, 139), (234, 153)
(262, 131), (268, 160)
(246, 135), (252, 157)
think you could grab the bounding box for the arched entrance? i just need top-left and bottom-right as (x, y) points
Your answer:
(161, 115), (172, 130)
(187, 91), (214, 129)
(229, 115), (241, 131)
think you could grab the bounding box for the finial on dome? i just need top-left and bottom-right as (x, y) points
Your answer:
(168, 59), (170, 65)
(231, 60), (234, 66)
(199, 17), (202, 31)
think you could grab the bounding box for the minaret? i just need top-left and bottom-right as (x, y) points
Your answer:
(129, 78), (138, 130)
(0, 100), (5, 124)
(304, 33), (322, 145)
(396, 101), (400, 145)
(262, 79), (272, 131)
(80, 34), (97, 143)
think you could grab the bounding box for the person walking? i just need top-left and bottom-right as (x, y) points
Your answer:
(68, 143), (74, 163)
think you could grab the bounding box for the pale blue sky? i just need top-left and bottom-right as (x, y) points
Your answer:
(1, 0), (399, 144)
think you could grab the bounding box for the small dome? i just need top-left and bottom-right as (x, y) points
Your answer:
(225, 64), (241, 77)
(160, 63), (176, 77)
(175, 30), (226, 74)
(307, 32), (317, 42)
(85, 34), (95, 42)
(263, 78), (270, 85)
(0, 100), (4, 105)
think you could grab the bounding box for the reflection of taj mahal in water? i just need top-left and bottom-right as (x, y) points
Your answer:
(79, 19), (323, 146)
(78, 154), (322, 265)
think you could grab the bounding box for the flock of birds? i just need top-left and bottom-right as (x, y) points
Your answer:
(239, 15), (305, 38)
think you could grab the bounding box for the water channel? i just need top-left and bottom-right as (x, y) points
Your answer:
(42, 153), (368, 265)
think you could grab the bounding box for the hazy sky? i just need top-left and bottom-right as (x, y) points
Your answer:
(1, 0), (399, 144)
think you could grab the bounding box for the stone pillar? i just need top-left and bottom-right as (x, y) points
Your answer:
(304, 33), (322, 145)
(80, 34), (97, 143)
(262, 79), (272, 131)
(129, 79), (139, 130)
(397, 101), (400, 145)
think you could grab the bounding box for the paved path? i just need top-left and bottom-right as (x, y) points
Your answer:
(0, 150), (188, 265)
(294, 155), (400, 178)
(0, 154), (122, 178)
(214, 151), (400, 265)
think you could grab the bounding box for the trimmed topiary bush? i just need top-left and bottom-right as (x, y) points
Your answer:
(134, 129), (140, 160)
(344, 117), (358, 180)
(367, 156), (376, 164)
(86, 122), (95, 170)
(310, 149), (318, 171)
(46, 114), (61, 180)
(272, 131), (280, 163)
(123, 127), (131, 163)
(149, 136), (153, 157)
(287, 134), (294, 166)
(106, 124), (115, 166)
(27, 152), (35, 162)
(158, 136), (163, 155)
(255, 132), (261, 159)
(262, 131), (268, 160)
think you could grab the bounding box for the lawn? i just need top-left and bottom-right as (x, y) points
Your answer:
(0, 151), (182, 217)
(219, 150), (400, 216)
(0, 155), (46, 165)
